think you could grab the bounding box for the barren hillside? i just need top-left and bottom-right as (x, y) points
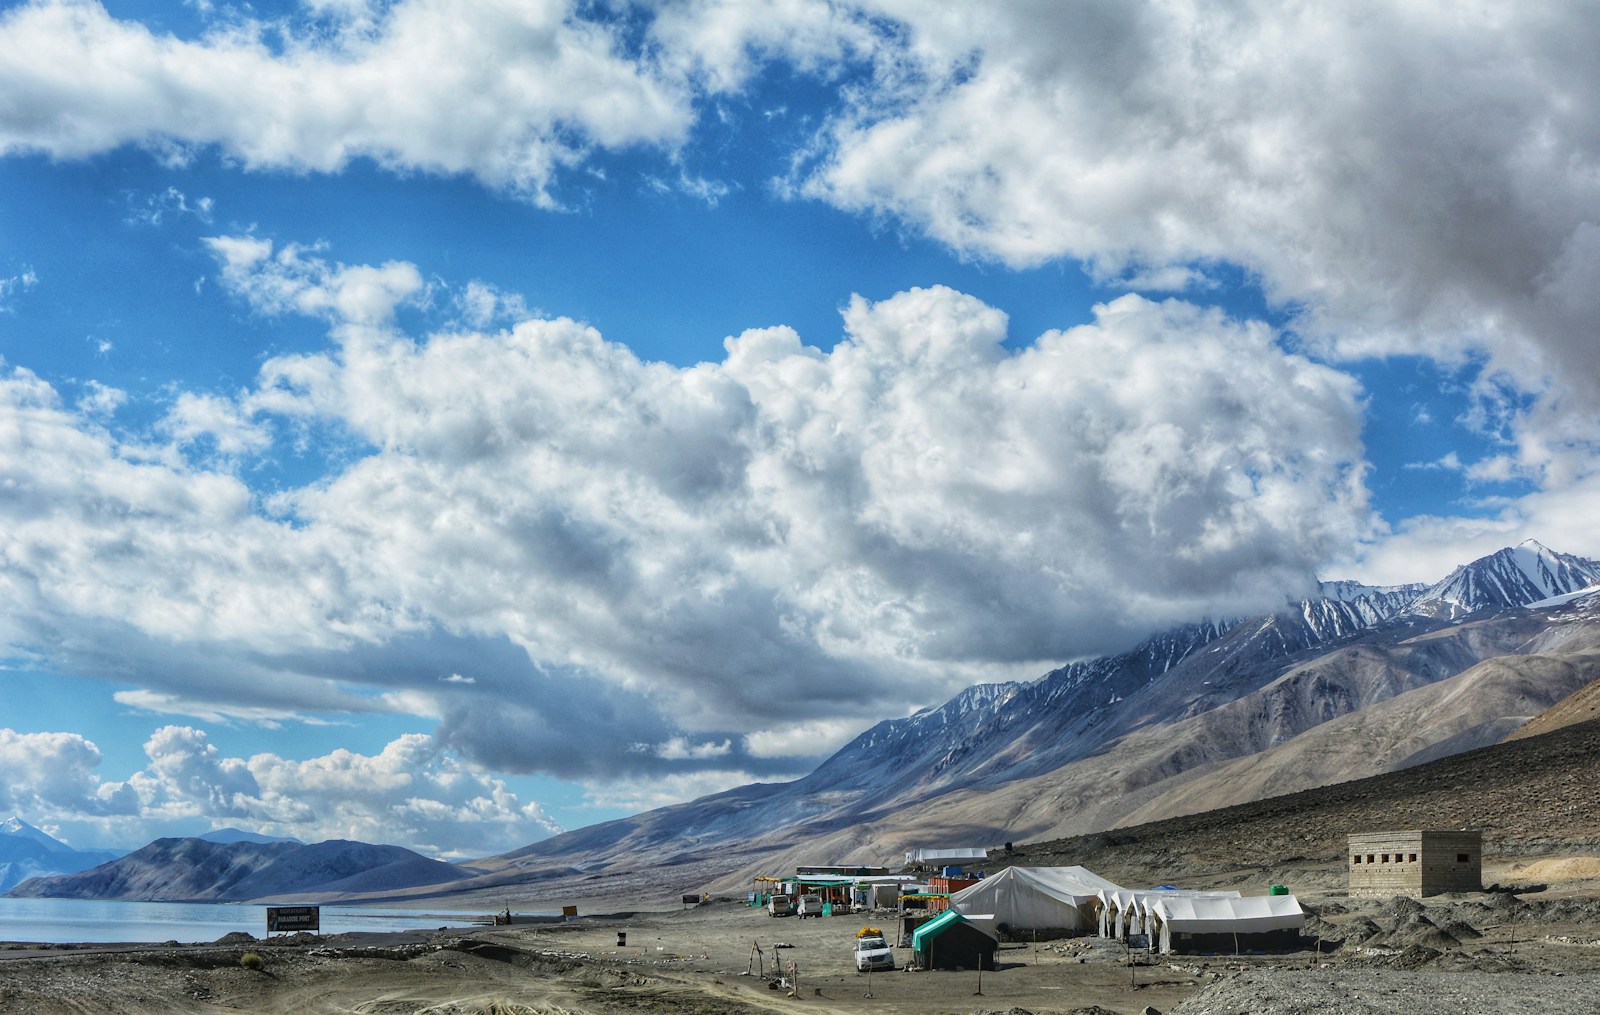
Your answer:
(1504, 674), (1600, 742)
(1003, 715), (1600, 887)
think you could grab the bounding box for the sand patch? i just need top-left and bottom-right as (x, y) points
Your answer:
(1513, 856), (1600, 881)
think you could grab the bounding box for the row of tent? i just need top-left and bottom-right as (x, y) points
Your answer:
(941, 865), (1306, 957)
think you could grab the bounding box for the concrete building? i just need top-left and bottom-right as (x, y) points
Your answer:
(1348, 830), (1482, 897)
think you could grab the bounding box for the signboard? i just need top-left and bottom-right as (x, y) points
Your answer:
(267, 906), (321, 934)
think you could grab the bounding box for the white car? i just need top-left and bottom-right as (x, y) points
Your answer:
(796, 893), (825, 918)
(854, 934), (895, 971)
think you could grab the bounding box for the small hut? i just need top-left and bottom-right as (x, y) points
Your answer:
(911, 910), (998, 971)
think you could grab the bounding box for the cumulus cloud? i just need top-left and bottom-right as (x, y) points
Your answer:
(0, 0), (688, 206)
(0, 0), (1592, 826)
(790, 4), (1600, 399)
(0, 232), (1377, 796)
(11, 1), (1595, 418)
(160, 391), (273, 456)
(0, 724), (561, 857)
(0, 728), (135, 818)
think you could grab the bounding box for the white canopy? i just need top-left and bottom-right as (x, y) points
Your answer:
(905, 847), (989, 865)
(950, 866), (1124, 934)
(1096, 888), (1241, 940)
(1151, 894), (1305, 954)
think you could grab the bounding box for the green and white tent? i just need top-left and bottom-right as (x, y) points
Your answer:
(910, 909), (998, 970)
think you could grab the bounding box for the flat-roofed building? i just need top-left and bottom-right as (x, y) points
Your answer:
(1348, 830), (1482, 897)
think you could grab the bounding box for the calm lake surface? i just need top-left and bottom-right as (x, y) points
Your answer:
(0, 897), (484, 944)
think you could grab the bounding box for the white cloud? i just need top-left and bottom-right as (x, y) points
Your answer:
(205, 236), (427, 326)
(453, 280), (530, 330)
(0, 728), (135, 818)
(0, 238), (1380, 786)
(791, 3), (1600, 387)
(579, 768), (762, 815)
(2, 724), (562, 857)
(744, 719), (866, 760)
(0, 267), (38, 309)
(242, 731), (565, 857)
(0, 0), (690, 206)
(114, 689), (325, 728)
(647, 737), (733, 761)
(76, 380), (127, 416)
(123, 185), (213, 227)
(160, 391), (272, 456)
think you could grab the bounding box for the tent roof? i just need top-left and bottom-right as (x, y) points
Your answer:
(911, 909), (965, 949)
(906, 847), (989, 863)
(1152, 894), (1305, 933)
(911, 909), (996, 949)
(951, 865), (1124, 908)
(1099, 888), (1242, 913)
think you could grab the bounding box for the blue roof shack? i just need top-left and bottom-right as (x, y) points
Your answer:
(910, 909), (998, 971)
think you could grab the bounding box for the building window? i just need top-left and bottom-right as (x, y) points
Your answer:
(1353, 855), (1363, 864)
(1368, 854), (1376, 864)
(1457, 853), (1470, 863)
(1409, 853), (1417, 862)
(1382, 854), (1390, 863)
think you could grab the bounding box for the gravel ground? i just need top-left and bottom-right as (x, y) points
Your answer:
(6, 870), (1600, 1014)
(1168, 968), (1600, 1015)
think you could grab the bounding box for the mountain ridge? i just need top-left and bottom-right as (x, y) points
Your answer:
(5, 836), (483, 903)
(14, 540), (1600, 904)
(462, 540), (1600, 889)
(0, 817), (123, 894)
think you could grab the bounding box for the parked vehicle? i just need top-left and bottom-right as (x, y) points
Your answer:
(854, 933), (895, 971)
(766, 894), (793, 917)
(796, 893), (825, 918)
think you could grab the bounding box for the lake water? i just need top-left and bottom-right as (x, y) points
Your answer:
(0, 897), (485, 944)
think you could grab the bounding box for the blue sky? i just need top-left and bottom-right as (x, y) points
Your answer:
(0, 0), (1596, 858)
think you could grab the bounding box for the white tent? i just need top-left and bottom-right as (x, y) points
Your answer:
(905, 847), (989, 866)
(1096, 888), (1241, 941)
(1150, 894), (1305, 954)
(950, 866), (1124, 935)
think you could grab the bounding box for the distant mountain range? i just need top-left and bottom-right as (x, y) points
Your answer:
(13, 539), (1600, 904)
(6, 836), (479, 902)
(196, 826), (303, 846)
(459, 539), (1600, 891)
(0, 817), (123, 893)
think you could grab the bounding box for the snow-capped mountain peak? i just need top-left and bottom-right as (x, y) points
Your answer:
(1405, 540), (1600, 620)
(0, 817), (71, 853)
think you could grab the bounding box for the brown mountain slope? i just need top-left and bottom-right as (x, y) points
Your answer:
(688, 629), (1600, 891)
(1113, 647), (1600, 828)
(1504, 673), (1600, 742)
(1003, 715), (1600, 886)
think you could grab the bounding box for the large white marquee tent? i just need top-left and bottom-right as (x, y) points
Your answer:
(949, 865), (1124, 935)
